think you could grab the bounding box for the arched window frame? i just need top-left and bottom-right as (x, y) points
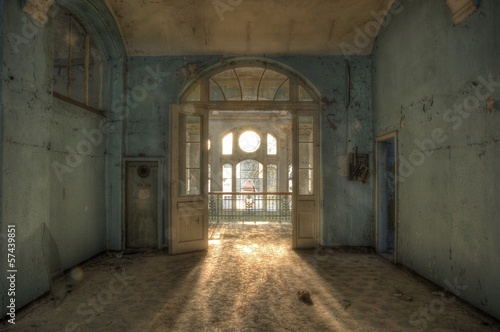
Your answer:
(236, 160), (264, 192)
(216, 126), (283, 193)
(52, 6), (103, 112)
(180, 64), (319, 110)
(189, 63), (319, 197)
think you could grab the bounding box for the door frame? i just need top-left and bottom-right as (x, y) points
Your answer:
(170, 61), (323, 253)
(375, 132), (398, 262)
(122, 157), (164, 250)
(168, 106), (322, 250)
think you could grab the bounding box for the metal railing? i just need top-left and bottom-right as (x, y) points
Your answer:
(209, 192), (292, 223)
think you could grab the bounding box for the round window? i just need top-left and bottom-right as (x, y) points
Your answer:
(239, 131), (260, 153)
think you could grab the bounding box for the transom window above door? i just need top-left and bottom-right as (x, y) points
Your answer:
(182, 65), (317, 105)
(210, 68), (289, 101)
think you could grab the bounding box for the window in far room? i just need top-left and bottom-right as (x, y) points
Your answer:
(222, 133), (233, 155)
(267, 134), (277, 155)
(53, 7), (103, 110)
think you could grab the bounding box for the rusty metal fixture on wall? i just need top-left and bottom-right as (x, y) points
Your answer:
(349, 147), (371, 183)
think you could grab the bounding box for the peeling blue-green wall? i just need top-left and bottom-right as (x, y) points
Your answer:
(2, 0), (53, 314)
(0, 0), (4, 319)
(1, 0), (123, 317)
(373, 0), (500, 319)
(116, 55), (374, 249)
(3, 0), (497, 323)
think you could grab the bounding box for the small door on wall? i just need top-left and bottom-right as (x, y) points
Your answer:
(125, 161), (159, 249)
(169, 104), (209, 255)
(376, 132), (398, 262)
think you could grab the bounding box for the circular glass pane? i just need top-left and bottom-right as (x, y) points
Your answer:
(239, 131), (261, 153)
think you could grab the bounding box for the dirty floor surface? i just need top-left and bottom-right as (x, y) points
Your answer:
(3, 222), (499, 332)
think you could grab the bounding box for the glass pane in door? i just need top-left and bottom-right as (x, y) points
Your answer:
(299, 169), (313, 195)
(298, 116), (314, 195)
(180, 114), (202, 196)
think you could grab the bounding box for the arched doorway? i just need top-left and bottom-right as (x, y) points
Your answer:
(169, 61), (321, 254)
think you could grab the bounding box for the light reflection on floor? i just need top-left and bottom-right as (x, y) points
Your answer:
(5, 221), (499, 332)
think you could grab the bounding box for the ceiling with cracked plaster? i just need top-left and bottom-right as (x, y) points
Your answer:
(104, 0), (395, 56)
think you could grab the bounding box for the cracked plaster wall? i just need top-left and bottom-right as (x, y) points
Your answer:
(119, 55), (374, 248)
(373, 0), (500, 319)
(1, 1), (108, 316)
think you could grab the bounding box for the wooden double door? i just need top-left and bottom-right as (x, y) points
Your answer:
(169, 105), (320, 254)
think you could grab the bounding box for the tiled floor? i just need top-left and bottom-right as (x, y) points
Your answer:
(3, 222), (499, 331)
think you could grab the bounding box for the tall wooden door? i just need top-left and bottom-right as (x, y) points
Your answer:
(292, 111), (320, 249)
(169, 105), (209, 255)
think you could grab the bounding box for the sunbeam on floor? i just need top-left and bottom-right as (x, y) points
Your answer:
(3, 222), (499, 331)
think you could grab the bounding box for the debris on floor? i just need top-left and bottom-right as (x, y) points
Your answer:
(341, 299), (352, 310)
(107, 250), (124, 259)
(297, 289), (313, 305)
(393, 288), (414, 302)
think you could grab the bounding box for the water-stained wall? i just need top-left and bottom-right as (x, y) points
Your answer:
(0, 0), (123, 317)
(117, 55), (374, 248)
(1, 0), (376, 318)
(373, 0), (500, 320)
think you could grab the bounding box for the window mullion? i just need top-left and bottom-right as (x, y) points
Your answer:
(289, 77), (299, 102)
(67, 17), (73, 97)
(84, 34), (90, 106)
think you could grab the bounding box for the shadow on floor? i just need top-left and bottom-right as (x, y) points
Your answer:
(4, 222), (499, 331)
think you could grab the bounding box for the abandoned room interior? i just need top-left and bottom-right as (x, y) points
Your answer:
(1, 0), (499, 331)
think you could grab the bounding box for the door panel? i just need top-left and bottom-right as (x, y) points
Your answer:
(170, 105), (209, 255)
(293, 112), (319, 249)
(298, 201), (315, 238)
(178, 202), (205, 242)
